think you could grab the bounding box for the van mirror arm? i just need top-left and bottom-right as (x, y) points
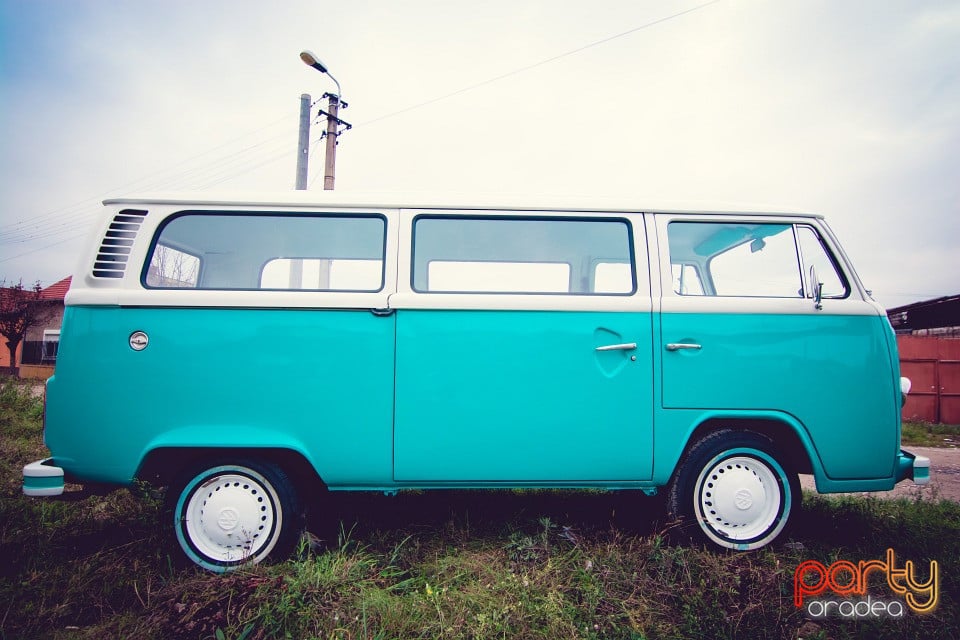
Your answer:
(809, 265), (823, 310)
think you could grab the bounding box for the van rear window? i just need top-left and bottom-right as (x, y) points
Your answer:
(143, 212), (386, 291)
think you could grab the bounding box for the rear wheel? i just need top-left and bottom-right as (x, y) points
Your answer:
(667, 430), (799, 550)
(165, 460), (303, 572)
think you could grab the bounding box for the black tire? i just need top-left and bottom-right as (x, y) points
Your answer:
(666, 429), (800, 551)
(164, 460), (303, 572)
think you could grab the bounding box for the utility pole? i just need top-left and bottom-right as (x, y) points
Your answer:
(291, 93), (311, 287)
(299, 51), (351, 191)
(322, 93), (340, 191)
(295, 93), (311, 190)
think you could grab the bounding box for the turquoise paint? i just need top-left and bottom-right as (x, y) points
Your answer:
(394, 309), (654, 482)
(896, 450), (928, 484)
(40, 304), (907, 492)
(44, 305), (396, 487)
(649, 408), (816, 485)
(651, 408), (908, 492)
(39, 306), (906, 493)
(879, 314), (904, 441)
(660, 312), (897, 480)
(912, 463), (930, 484)
(23, 475), (64, 491)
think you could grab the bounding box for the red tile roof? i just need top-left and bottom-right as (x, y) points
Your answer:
(40, 276), (72, 301)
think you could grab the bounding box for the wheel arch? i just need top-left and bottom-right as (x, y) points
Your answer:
(679, 415), (818, 479)
(137, 446), (326, 495)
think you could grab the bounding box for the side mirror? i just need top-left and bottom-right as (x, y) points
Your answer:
(809, 265), (823, 310)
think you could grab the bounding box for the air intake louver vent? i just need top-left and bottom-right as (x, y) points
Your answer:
(92, 209), (148, 279)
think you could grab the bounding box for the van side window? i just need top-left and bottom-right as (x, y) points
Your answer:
(667, 222), (803, 297)
(412, 217), (635, 295)
(796, 225), (849, 298)
(144, 213), (385, 291)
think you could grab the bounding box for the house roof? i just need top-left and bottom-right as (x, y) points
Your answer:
(887, 294), (960, 332)
(39, 276), (72, 301)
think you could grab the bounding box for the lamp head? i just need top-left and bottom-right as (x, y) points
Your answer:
(299, 50), (328, 73)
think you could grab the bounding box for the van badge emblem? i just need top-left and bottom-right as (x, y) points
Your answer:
(734, 489), (753, 510)
(217, 508), (240, 531)
(129, 331), (149, 351)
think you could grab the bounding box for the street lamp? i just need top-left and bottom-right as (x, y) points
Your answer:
(299, 50), (341, 99)
(300, 50), (350, 190)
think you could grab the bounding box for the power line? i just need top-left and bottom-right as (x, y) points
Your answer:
(0, 129), (299, 245)
(357, 0), (723, 128)
(0, 114), (299, 239)
(2, 2), (724, 260)
(0, 235), (80, 265)
(196, 148), (292, 190)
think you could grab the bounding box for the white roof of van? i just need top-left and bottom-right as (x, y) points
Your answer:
(102, 191), (821, 218)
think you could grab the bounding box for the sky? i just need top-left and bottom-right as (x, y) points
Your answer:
(0, 0), (957, 309)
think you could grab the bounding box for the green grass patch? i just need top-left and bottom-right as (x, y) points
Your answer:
(0, 378), (46, 496)
(902, 421), (960, 447)
(2, 376), (959, 639)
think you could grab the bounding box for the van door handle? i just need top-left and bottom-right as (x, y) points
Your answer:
(595, 342), (636, 352)
(666, 343), (702, 351)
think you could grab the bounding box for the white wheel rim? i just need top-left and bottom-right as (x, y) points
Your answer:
(695, 454), (783, 544)
(182, 471), (281, 564)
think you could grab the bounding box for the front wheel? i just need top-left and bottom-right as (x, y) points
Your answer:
(666, 430), (799, 551)
(165, 461), (303, 572)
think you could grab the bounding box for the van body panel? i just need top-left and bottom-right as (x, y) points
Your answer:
(45, 305), (396, 486)
(394, 309), (654, 482)
(659, 310), (897, 479)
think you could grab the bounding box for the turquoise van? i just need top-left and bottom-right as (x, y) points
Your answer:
(23, 193), (929, 571)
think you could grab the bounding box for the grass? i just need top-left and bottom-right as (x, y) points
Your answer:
(2, 376), (959, 639)
(902, 421), (960, 447)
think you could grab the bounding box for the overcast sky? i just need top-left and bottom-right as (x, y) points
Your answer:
(1, 0), (957, 309)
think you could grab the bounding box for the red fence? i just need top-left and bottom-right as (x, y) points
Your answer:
(898, 335), (960, 425)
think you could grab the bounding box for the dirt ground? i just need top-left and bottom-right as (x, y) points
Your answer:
(800, 446), (960, 501)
